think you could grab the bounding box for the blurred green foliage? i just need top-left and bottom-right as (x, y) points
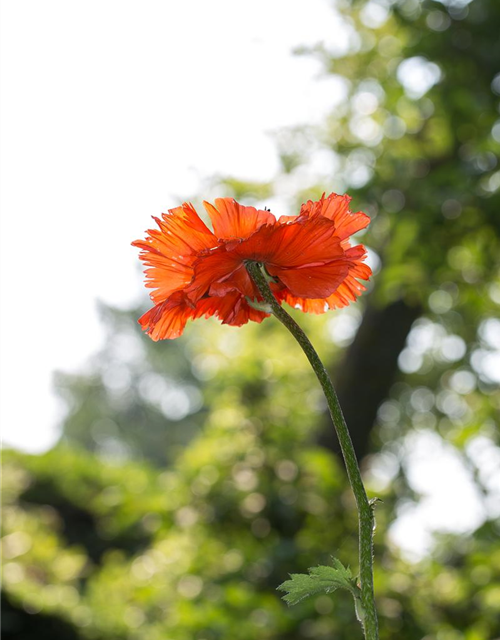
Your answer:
(3, 0), (500, 638)
(3, 345), (500, 638)
(3, 316), (500, 638)
(55, 302), (207, 466)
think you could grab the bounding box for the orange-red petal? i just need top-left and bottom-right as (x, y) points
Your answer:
(139, 290), (269, 341)
(185, 250), (244, 303)
(132, 203), (216, 304)
(269, 261), (350, 299)
(138, 294), (192, 341)
(197, 292), (269, 327)
(237, 215), (344, 267)
(208, 264), (259, 299)
(300, 193), (370, 241)
(203, 198), (275, 240)
(280, 258), (372, 313)
(186, 214), (351, 302)
(324, 261), (372, 308)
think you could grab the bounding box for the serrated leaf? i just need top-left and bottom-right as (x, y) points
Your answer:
(277, 558), (357, 606)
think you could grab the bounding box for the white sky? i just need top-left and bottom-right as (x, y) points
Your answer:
(1, 0), (491, 559)
(1, 0), (341, 452)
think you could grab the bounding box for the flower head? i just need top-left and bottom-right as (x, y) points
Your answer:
(133, 193), (372, 340)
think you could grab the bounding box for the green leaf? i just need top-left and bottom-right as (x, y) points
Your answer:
(277, 558), (358, 606)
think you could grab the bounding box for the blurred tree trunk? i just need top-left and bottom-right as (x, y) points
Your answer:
(319, 298), (421, 460)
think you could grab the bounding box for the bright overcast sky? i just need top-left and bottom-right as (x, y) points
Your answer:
(1, 0), (341, 452)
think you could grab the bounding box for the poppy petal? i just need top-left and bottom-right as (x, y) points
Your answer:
(133, 203), (217, 303)
(204, 198), (276, 240)
(208, 264), (258, 299)
(197, 292), (269, 326)
(269, 261), (350, 299)
(134, 253), (193, 304)
(277, 293), (328, 314)
(233, 215), (344, 267)
(324, 262), (372, 308)
(185, 249), (244, 303)
(301, 193), (370, 241)
(140, 289), (269, 341)
(279, 260), (372, 313)
(138, 294), (193, 341)
(187, 215), (346, 303)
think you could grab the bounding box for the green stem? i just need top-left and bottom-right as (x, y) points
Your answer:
(246, 261), (378, 640)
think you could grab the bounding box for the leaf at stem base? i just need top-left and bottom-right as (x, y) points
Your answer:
(277, 557), (359, 606)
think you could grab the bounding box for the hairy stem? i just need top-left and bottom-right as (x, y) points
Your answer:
(246, 261), (378, 640)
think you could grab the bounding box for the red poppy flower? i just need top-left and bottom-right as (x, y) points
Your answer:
(133, 193), (371, 340)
